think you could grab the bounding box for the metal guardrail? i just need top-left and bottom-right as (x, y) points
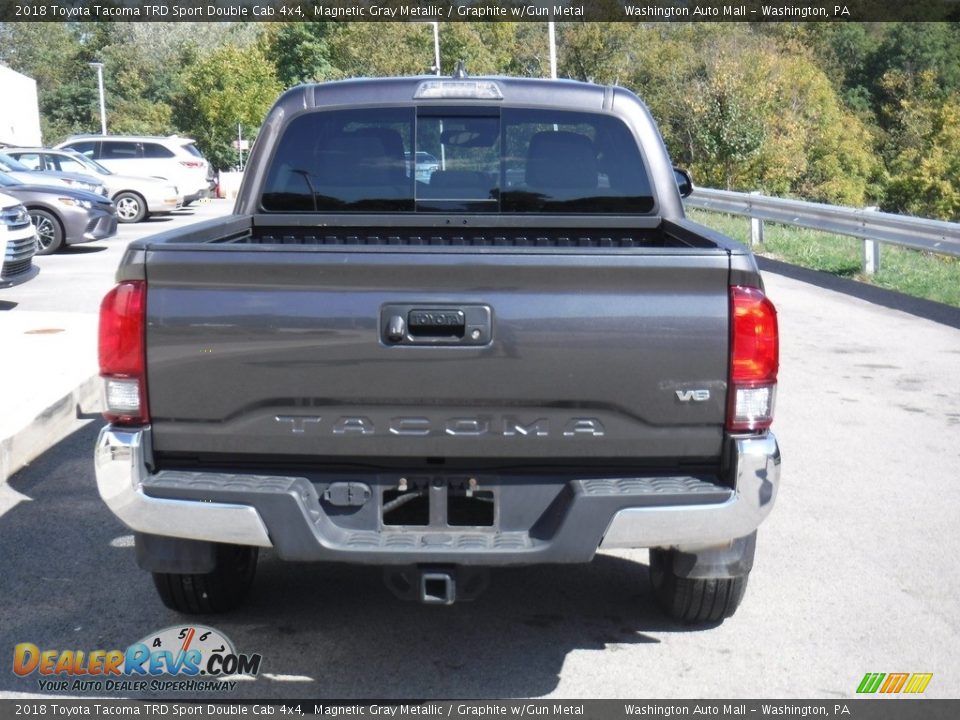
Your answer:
(685, 187), (960, 273)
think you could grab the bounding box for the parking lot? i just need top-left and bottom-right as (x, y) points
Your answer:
(1, 202), (959, 699)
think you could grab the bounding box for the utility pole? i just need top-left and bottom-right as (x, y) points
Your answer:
(431, 21), (441, 76)
(548, 21), (557, 80)
(89, 62), (107, 134)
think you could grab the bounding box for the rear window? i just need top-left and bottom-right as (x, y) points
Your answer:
(55, 154), (104, 174)
(263, 107), (414, 212)
(64, 141), (97, 158)
(261, 106), (653, 214)
(9, 153), (42, 170)
(143, 143), (175, 159)
(101, 142), (140, 160)
(0, 153), (31, 172)
(182, 143), (205, 159)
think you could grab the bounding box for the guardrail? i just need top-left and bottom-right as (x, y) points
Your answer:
(685, 187), (960, 274)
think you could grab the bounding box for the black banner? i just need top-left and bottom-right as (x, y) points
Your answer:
(2, 0), (960, 23)
(1, 700), (960, 719)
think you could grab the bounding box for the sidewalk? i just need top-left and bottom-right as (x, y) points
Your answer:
(0, 311), (101, 483)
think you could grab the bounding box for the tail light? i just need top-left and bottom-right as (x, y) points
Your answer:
(99, 280), (149, 425)
(727, 286), (778, 432)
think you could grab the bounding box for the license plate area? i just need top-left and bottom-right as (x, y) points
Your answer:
(382, 477), (496, 528)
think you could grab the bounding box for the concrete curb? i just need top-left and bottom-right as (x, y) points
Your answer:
(0, 373), (101, 485)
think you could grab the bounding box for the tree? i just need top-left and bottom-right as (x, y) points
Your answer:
(559, 22), (634, 84)
(688, 48), (770, 190)
(0, 22), (94, 141)
(882, 72), (960, 220)
(263, 22), (337, 88)
(176, 43), (282, 170)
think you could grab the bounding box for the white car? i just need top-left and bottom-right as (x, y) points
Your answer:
(0, 191), (39, 288)
(56, 135), (213, 206)
(5, 147), (181, 224)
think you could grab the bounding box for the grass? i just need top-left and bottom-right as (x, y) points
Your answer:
(688, 209), (960, 309)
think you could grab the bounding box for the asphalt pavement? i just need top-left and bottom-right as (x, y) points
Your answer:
(1, 204), (958, 700)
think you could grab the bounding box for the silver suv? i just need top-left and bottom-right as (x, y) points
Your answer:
(56, 135), (213, 206)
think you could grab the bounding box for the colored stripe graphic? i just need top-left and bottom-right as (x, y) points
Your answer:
(880, 673), (909, 693)
(903, 674), (933, 694)
(857, 673), (885, 694)
(857, 672), (933, 694)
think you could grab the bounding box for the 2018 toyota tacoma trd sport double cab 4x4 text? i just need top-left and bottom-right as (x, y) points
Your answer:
(94, 74), (781, 623)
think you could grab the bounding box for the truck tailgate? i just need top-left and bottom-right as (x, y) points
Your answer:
(145, 247), (731, 463)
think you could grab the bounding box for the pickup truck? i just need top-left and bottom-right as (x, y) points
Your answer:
(94, 74), (781, 623)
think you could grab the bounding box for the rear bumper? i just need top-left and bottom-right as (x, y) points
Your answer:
(144, 193), (180, 214)
(601, 433), (780, 549)
(94, 426), (780, 565)
(182, 188), (210, 204)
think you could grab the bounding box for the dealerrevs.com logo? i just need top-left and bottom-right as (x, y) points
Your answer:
(13, 626), (262, 693)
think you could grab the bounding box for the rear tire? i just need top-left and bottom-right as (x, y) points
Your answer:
(114, 192), (147, 223)
(30, 209), (64, 255)
(152, 544), (258, 614)
(649, 548), (748, 623)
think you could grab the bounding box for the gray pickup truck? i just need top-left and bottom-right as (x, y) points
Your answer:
(94, 74), (780, 623)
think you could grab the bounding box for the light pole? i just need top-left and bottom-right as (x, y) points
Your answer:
(423, 21), (440, 76)
(419, 21), (445, 169)
(430, 21), (440, 76)
(548, 21), (557, 79)
(89, 62), (107, 135)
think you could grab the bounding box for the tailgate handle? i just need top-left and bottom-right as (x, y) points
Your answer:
(382, 304), (491, 346)
(408, 309), (465, 337)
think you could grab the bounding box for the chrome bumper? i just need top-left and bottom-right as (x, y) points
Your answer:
(599, 433), (780, 549)
(95, 426), (779, 557)
(94, 427), (272, 547)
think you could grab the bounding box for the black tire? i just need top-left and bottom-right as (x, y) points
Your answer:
(114, 191), (147, 223)
(649, 548), (748, 623)
(152, 544), (258, 614)
(30, 209), (64, 255)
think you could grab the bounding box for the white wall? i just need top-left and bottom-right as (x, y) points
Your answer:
(0, 65), (42, 147)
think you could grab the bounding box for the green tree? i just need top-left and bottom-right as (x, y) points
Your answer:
(263, 22), (337, 88)
(176, 43), (282, 170)
(688, 49), (770, 190)
(558, 22), (634, 84)
(324, 23), (437, 77)
(0, 22), (94, 141)
(762, 51), (879, 205)
(882, 72), (960, 220)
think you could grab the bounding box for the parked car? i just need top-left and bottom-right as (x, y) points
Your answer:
(0, 191), (39, 287)
(0, 171), (117, 255)
(0, 152), (107, 197)
(5, 147), (181, 223)
(55, 135), (212, 206)
(404, 150), (441, 183)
